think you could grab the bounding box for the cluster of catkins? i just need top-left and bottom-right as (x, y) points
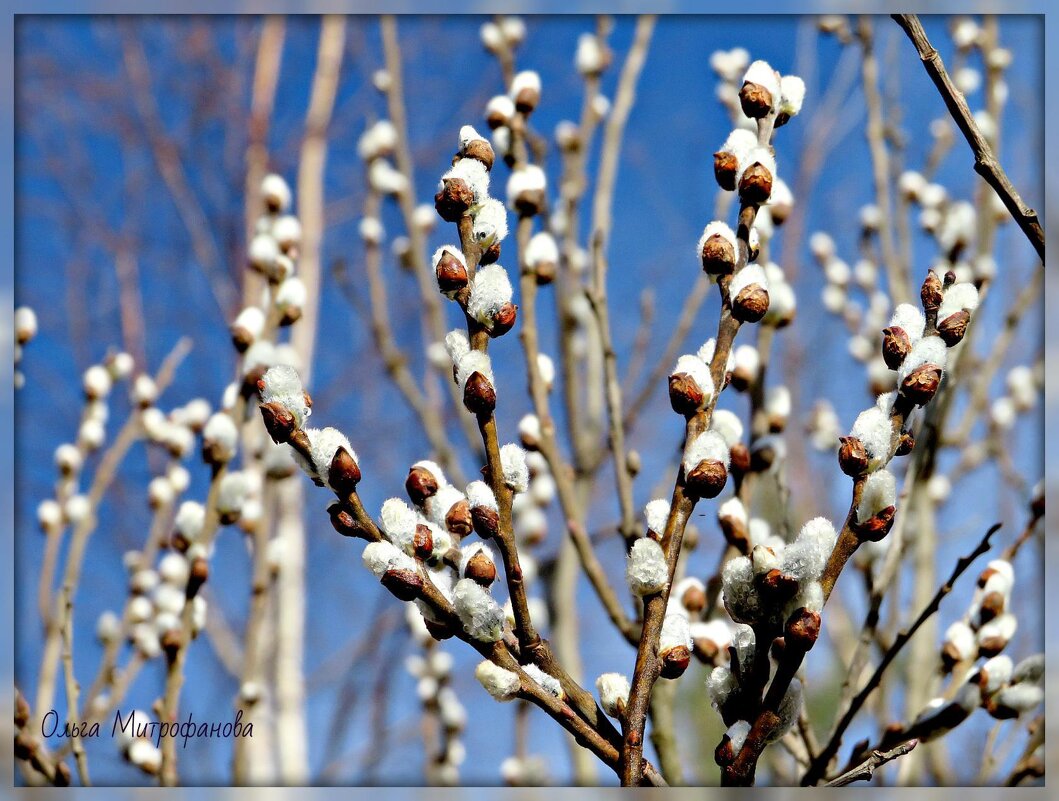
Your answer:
(404, 616), (467, 785)
(14, 305), (37, 389)
(903, 650), (1042, 746)
(837, 270), (982, 531)
(35, 353), (139, 538)
(808, 230), (897, 396)
(96, 544), (208, 666)
(241, 174), (306, 328)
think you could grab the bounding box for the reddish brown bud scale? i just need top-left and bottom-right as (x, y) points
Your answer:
(512, 190), (545, 218)
(882, 326), (912, 370)
(514, 86), (540, 114)
(381, 567), (423, 601)
(759, 568), (800, 603)
(720, 516), (751, 554)
(738, 163), (773, 205)
(680, 583), (707, 615)
(489, 302), (518, 337)
(436, 251), (469, 295)
(901, 363), (943, 406)
(406, 466), (440, 506)
(937, 310), (970, 347)
(188, 557), (209, 598)
(534, 259), (556, 285)
(713, 150), (739, 191)
(940, 641), (963, 673)
(328, 501), (359, 537)
(259, 401), (297, 445)
(668, 373), (705, 416)
(479, 241), (502, 265)
(838, 436), (869, 477)
(328, 447), (361, 495)
(280, 307), (302, 327)
(424, 618), (455, 641)
(921, 271), (944, 312)
(854, 504), (896, 542)
(896, 430), (915, 456)
(659, 645), (692, 679)
(728, 442), (751, 477)
(434, 178), (475, 222)
(412, 524), (434, 560)
(462, 139), (495, 170)
(977, 635), (1007, 659)
(701, 233), (736, 275)
(445, 500), (474, 538)
(463, 372), (497, 415)
(739, 81), (774, 119)
(785, 607), (821, 651)
(161, 629), (183, 660)
(471, 505), (500, 540)
(464, 551), (497, 586)
(685, 458), (728, 499)
(978, 591), (1005, 623)
(733, 285), (770, 323)
(230, 325), (254, 353)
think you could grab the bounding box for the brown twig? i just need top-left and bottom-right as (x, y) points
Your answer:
(824, 739), (918, 786)
(802, 522), (1000, 785)
(891, 14), (1043, 260)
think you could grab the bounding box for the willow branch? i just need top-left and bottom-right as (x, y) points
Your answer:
(892, 14), (1043, 260)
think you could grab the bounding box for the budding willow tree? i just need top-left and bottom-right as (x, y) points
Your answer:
(14, 14), (1043, 787)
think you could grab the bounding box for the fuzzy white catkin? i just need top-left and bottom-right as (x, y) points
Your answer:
(711, 410), (744, 449)
(764, 386), (791, 421)
(525, 232), (558, 268)
(455, 351), (494, 392)
(203, 413), (238, 461)
(781, 517), (838, 583)
(850, 406), (892, 467)
(779, 74), (805, 116)
(506, 165), (546, 207)
(977, 613), (1017, 646)
(217, 472), (249, 516)
(468, 264), (513, 326)
(944, 621), (977, 661)
(743, 59), (781, 100)
(444, 329), (471, 367)
(175, 501), (205, 541)
(733, 344), (760, 378)
(730, 265), (768, 303)
(938, 282), (980, 320)
(453, 579), (505, 642)
(697, 220), (738, 259)
(380, 497), (418, 552)
(259, 365), (311, 427)
(706, 665), (737, 713)
(596, 673), (630, 718)
(993, 684), (1043, 714)
(660, 612), (692, 653)
(672, 354), (712, 402)
(522, 664), (562, 698)
(721, 556), (761, 624)
(499, 444), (529, 493)
(889, 303), (926, 345)
(475, 660), (521, 701)
(626, 538), (668, 596)
(980, 655), (1013, 694)
(764, 678), (803, 743)
(857, 469), (897, 523)
(899, 336), (948, 382)
(718, 496), (747, 524)
(682, 430), (730, 474)
(428, 485), (467, 531)
(472, 198), (509, 247)
(305, 427), (356, 488)
(643, 499), (671, 536)
(442, 157), (489, 200)
(465, 480), (498, 512)
(362, 540), (408, 578)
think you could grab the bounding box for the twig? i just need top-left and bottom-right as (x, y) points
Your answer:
(824, 739), (918, 786)
(891, 14), (1043, 260)
(60, 588), (90, 785)
(802, 522), (999, 785)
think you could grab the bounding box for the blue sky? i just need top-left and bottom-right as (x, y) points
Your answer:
(14, 14), (1044, 785)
